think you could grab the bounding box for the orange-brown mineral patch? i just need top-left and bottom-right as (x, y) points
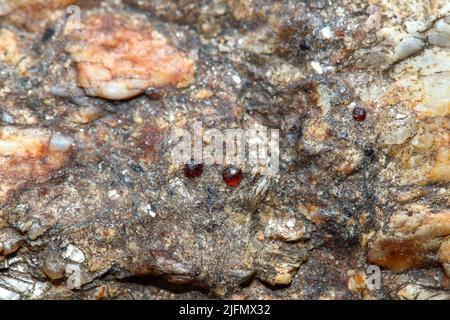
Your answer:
(0, 28), (23, 65)
(65, 12), (196, 100)
(0, 127), (73, 204)
(430, 146), (450, 183)
(368, 210), (450, 272)
(438, 239), (450, 277)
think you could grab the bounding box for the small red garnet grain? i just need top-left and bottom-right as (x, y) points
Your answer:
(352, 107), (367, 122)
(222, 167), (243, 187)
(184, 162), (203, 178)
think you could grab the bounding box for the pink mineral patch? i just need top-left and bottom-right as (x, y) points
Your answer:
(65, 12), (196, 100)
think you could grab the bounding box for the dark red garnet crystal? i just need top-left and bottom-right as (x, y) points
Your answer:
(352, 106), (367, 122)
(184, 161), (203, 178)
(222, 167), (243, 187)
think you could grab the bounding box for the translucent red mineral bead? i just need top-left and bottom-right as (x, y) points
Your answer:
(352, 107), (367, 122)
(184, 161), (203, 178)
(222, 167), (243, 187)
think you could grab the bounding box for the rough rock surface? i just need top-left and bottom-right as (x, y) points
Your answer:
(0, 0), (448, 300)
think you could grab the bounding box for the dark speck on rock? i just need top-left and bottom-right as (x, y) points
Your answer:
(42, 27), (55, 42)
(131, 163), (144, 173)
(364, 146), (376, 159)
